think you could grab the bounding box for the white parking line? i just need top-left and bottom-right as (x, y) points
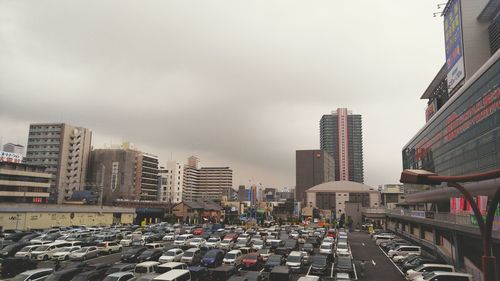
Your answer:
(330, 263), (334, 278)
(378, 246), (406, 277)
(371, 259), (376, 266)
(353, 262), (358, 280)
(306, 265), (312, 275)
(259, 268), (264, 272)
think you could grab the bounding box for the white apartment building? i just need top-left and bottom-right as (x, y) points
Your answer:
(158, 161), (184, 203)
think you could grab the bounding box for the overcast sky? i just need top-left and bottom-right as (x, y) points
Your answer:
(0, 1), (445, 189)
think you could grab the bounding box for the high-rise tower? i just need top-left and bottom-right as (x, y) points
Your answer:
(320, 108), (364, 183)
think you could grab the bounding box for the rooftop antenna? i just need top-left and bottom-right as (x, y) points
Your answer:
(434, 3), (447, 17)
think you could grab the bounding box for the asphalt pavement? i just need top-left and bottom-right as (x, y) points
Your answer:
(349, 231), (406, 281)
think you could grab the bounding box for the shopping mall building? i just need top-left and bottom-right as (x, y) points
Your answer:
(391, 0), (500, 280)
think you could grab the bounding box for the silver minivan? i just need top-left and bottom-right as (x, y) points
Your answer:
(388, 245), (421, 258)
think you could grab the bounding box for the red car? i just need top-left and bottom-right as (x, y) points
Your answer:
(193, 228), (204, 236)
(242, 253), (263, 269)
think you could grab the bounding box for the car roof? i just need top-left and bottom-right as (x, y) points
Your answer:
(228, 250), (242, 254)
(153, 269), (190, 280)
(137, 261), (160, 266)
(19, 268), (53, 275)
(107, 272), (135, 277)
(185, 247), (199, 252)
(159, 262), (185, 267)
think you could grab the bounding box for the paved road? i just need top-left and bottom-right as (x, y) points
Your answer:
(349, 231), (406, 281)
(38, 251), (124, 269)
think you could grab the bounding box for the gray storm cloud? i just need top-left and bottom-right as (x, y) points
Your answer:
(0, 0), (444, 188)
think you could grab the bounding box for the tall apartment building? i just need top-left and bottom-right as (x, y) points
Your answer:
(320, 108), (364, 183)
(87, 146), (159, 204)
(3, 143), (25, 156)
(25, 123), (92, 203)
(158, 161), (184, 203)
(182, 157), (232, 202)
(295, 150), (335, 203)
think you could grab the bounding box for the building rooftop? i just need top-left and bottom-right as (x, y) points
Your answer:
(305, 181), (378, 193)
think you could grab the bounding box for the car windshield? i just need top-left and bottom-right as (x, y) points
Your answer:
(192, 238), (202, 242)
(208, 238), (218, 242)
(19, 246), (32, 252)
(75, 248), (88, 253)
(166, 251), (176, 256)
(175, 236), (186, 241)
(258, 249), (269, 254)
(225, 253), (236, 259)
(312, 256), (327, 266)
(141, 250), (155, 256)
(35, 245), (50, 251)
(320, 244), (331, 249)
(205, 251), (218, 258)
(184, 251), (194, 257)
(337, 243), (348, 249)
(337, 257), (352, 267)
(287, 255), (301, 262)
(221, 240), (230, 244)
(254, 240), (263, 245)
(10, 273), (32, 281)
(135, 267), (148, 273)
(103, 276), (121, 281)
(246, 255), (258, 260)
(268, 255), (281, 262)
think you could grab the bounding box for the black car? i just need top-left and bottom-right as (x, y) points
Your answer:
(71, 263), (110, 281)
(244, 271), (265, 281)
(121, 247), (147, 263)
(401, 256), (441, 272)
(4, 232), (31, 242)
(19, 233), (40, 243)
(310, 255), (330, 275)
(45, 267), (85, 281)
(335, 255), (353, 273)
(105, 263), (136, 275)
(137, 248), (163, 262)
(209, 265), (238, 281)
(264, 255), (285, 272)
(0, 242), (29, 258)
(305, 237), (320, 248)
(189, 266), (209, 281)
(269, 266), (291, 281)
(0, 257), (37, 278)
(284, 240), (298, 251)
(302, 243), (314, 255)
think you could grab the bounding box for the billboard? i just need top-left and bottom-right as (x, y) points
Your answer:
(444, 0), (465, 93)
(0, 151), (23, 163)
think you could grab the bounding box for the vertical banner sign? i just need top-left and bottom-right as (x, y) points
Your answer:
(111, 162), (119, 191)
(444, 0), (465, 93)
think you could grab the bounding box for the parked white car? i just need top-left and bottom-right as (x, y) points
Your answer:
(97, 241), (123, 254)
(406, 264), (455, 280)
(69, 246), (99, 261)
(159, 248), (184, 263)
(162, 233), (177, 241)
(223, 250), (243, 266)
(52, 246), (81, 261)
(173, 234), (193, 247)
(206, 237), (221, 248)
(15, 245), (41, 258)
(120, 234), (133, 246)
(189, 238), (206, 248)
(319, 242), (333, 255)
(335, 242), (350, 256)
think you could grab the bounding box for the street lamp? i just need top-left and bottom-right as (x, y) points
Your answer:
(400, 168), (500, 281)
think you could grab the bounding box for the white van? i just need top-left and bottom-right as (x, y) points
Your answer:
(153, 269), (191, 281)
(388, 245), (421, 258)
(135, 261), (160, 276)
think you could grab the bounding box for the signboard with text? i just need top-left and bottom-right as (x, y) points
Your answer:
(444, 0), (465, 92)
(0, 151), (23, 163)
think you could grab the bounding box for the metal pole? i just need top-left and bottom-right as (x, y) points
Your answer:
(448, 182), (498, 281)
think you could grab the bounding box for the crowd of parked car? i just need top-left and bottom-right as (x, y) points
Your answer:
(372, 230), (473, 281)
(0, 223), (358, 281)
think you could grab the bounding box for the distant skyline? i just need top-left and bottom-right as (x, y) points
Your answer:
(0, 1), (445, 189)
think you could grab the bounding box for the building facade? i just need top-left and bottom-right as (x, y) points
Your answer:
(25, 123), (92, 203)
(158, 161), (184, 203)
(3, 143), (25, 156)
(295, 150), (335, 203)
(320, 108), (364, 183)
(182, 157), (232, 202)
(0, 163), (50, 204)
(398, 0), (500, 276)
(87, 147), (159, 204)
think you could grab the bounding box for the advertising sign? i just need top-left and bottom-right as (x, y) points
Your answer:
(111, 162), (119, 191)
(0, 151), (23, 163)
(444, 0), (465, 92)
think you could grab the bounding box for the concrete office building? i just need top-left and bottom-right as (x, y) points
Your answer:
(88, 147), (159, 204)
(396, 0), (500, 276)
(295, 150), (335, 203)
(158, 161), (184, 203)
(25, 123), (92, 203)
(320, 108), (364, 183)
(183, 157), (232, 202)
(0, 162), (50, 203)
(3, 143), (25, 156)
